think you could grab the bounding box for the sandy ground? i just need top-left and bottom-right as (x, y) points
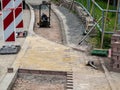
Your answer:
(12, 73), (66, 90)
(34, 6), (62, 44)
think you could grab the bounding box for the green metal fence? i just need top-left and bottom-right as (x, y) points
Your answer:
(75, 0), (119, 48)
(75, 0), (118, 32)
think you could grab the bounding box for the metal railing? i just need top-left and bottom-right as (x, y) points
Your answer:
(75, 0), (120, 34)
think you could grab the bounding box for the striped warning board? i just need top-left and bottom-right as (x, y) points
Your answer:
(15, 7), (23, 28)
(14, 0), (23, 28)
(2, 0), (14, 9)
(3, 9), (15, 42)
(2, 0), (15, 42)
(14, 0), (22, 8)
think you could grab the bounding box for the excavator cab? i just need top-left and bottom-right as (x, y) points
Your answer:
(38, 1), (51, 27)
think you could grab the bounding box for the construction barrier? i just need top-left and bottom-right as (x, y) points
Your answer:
(2, 0), (15, 42)
(14, 0), (24, 28)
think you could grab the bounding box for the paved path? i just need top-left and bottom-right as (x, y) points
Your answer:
(12, 36), (111, 90)
(12, 2), (113, 90)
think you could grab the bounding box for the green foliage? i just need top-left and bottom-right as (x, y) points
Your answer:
(89, 30), (101, 48)
(103, 34), (111, 49)
(75, 0), (116, 48)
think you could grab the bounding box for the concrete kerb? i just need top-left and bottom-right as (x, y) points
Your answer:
(0, 2), (35, 90)
(0, 72), (18, 90)
(26, 1), (36, 35)
(99, 58), (117, 90)
(51, 4), (69, 46)
(51, 4), (67, 45)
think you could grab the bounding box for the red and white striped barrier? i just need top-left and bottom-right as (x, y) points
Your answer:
(14, 0), (23, 28)
(14, 0), (22, 8)
(1, 0), (24, 42)
(2, 0), (14, 9)
(2, 0), (15, 42)
(15, 7), (23, 28)
(3, 10), (15, 42)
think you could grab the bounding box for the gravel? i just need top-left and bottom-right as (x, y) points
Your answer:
(57, 6), (86, 45)
(12, 73), (66, 90)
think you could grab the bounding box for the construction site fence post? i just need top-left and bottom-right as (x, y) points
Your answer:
(87, 0), (90, 12)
